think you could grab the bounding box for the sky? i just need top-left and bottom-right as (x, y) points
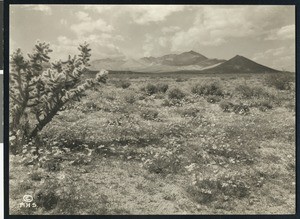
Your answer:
(10, 5), (295, 71)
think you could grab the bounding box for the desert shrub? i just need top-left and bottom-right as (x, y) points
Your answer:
(144, 83), (158, 95)
(161, 99), (171, 107)
(266, 73), (294, 90)
(233, 103), (250, 115)
(187, 174), (250, 204)
(142, 83), (169, 96)
(30, 170), (44, 181)
(191, 82), (223, 96)
(219, 101), (235, 112)
(177, 107), (199, 117)
(140, 109), (159, 120)
(43, 159), (61, 172)
(206, 96), (221, 103)
(219, 101), (250, 115)
(33, 173), (81, 213)
(156, 83), (169, 93)
(146, 154), (182, 175)
(41, 125), (89, 151)
(168, 88), (185, 100)
(123, 93), (136, 104)
(251, 100), (273, 112)
(81, 101), (100, 113)
(119, 81), (131, 89)
(35, 189), (59, 211)
(235, 85), (271, 99)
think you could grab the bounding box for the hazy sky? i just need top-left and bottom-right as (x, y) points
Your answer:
(10, 5), (295, 71)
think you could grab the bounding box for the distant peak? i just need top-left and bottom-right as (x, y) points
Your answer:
(231, 55), (248, 60)
(187, 50), (199, 55)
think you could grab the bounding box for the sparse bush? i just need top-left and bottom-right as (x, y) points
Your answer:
(124, 94), (136, 104)
(146, 154), (182, 175)
(81, 101), (100, 113)
(191, 82), (223, 96)
(156, 83), (169, 93)
(161, 99), (171, 107)
(140, 109), (159, 120)
(168, 88), (185, 100)
(266, 73), (294, 90)
(219, 101), (250, 115)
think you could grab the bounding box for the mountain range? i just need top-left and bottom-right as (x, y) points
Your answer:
(90, 50), (280, 74)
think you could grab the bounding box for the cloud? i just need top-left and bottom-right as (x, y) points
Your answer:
(70, 18), (114, 36)
(83, 5), (185, 24)
(60, 19), (68, 25)
(169, 6), (294, 52)
(129, 6), (185, 24)
(75, 11), (91, 22)
(162, 26), (180, 34)
(22, 5), (52, 15)
(265, 24), (295, 40)
(252, 46), (295, 71)
(170, 7), (258, 51)
(52, 34), (124, 60)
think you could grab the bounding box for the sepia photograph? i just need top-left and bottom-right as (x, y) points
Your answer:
(9, 4), (295, 215)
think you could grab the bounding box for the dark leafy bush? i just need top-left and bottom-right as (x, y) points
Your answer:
(168, 88), (185, 100)
(144, 84), (158, 95)
(235, 85), (271, 99)
(191, 82), (223, 96)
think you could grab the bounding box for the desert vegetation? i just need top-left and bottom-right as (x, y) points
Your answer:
(9, 43), (295, 215)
